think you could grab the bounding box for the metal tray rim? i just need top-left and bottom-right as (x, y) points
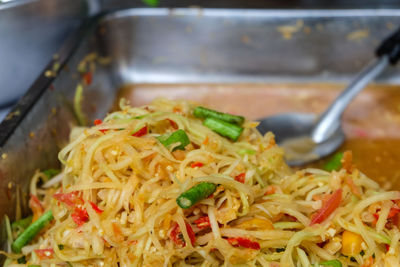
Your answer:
(104, 8), (400, 21)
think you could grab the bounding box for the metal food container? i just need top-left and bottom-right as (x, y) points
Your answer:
(1, 8), (400, 249)
(0, 0), (92, 107)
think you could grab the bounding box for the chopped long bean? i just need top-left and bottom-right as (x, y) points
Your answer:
(193, 106), (244, 125)
(11, 211), (54, 253)
(203, 117), (243, 141)
(157, 129), (190, 151)
(324, 152), (343, 171)
(11, 215), (32, 233)
(177, 182), (217, 209)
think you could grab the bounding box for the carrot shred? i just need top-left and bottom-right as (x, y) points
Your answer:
(345, 177), (361, 197)
(265, 185), (277, 195)
(341, 151), (354, 173)
(203, 136), (209, 145)
(310, 189), (342, 225)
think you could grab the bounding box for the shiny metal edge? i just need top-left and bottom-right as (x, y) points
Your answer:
(104, 8), (400, 20)
(0, 15), (102, 147)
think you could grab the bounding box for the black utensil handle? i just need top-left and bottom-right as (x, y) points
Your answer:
(376, 27), (400, 65)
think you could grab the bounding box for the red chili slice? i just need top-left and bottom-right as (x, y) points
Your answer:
(89, 201), (104, 214)
(34, 248), (54, 259)
(169, 222), (195, 247)
(194, 216), (211, 229)
(234, 173), (246, 183)
(227, 237), (260, 250)
(310, 189), (342, 225)
(190, 162), (204, 168)
(132, 126), (148, 137)
(71, 207), (89, 226)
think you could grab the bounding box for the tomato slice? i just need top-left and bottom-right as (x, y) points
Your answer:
(227, 237), (260, 250)
(132, 126), (148, 137)
(34, 248), (54, 259)
(388, 206), (400, 219)
(234, 173), (246, 183)
(311, 189), (342, 225)
(53, 191), (82, 207)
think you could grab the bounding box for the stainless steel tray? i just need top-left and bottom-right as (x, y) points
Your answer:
(1, 8), (400, 249)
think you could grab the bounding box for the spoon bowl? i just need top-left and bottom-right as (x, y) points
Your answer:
(257, 113), (345, 166)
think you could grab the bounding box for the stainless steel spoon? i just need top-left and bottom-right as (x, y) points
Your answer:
(257, 27), (400, 166)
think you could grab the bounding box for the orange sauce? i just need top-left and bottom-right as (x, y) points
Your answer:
(116, 83), (400, 189)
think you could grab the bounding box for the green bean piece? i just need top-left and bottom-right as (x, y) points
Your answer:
(28, 265), (41, 267)
(177, 182), (217, 209)
(203, 117), (243, 141)
(320, 259), (342, 267)
(193, 106), (245, 125)
(324, 152), (344, 171)
(43, 169), (60, 180)
(11, 211), (54, 253)
(157, 129), (190, 151)
(11, 216), (32, 231)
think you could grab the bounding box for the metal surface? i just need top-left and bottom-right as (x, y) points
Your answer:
(0, 0), (92, 106)
(102, 9), (400, 85)
(1, 7), (400, 251)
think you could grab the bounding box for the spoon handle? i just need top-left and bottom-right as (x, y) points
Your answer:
(311, 27), (400, 143)
(311, 56), (388, 143)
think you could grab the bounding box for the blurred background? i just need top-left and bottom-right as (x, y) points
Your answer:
(0, 0), (399, 121)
